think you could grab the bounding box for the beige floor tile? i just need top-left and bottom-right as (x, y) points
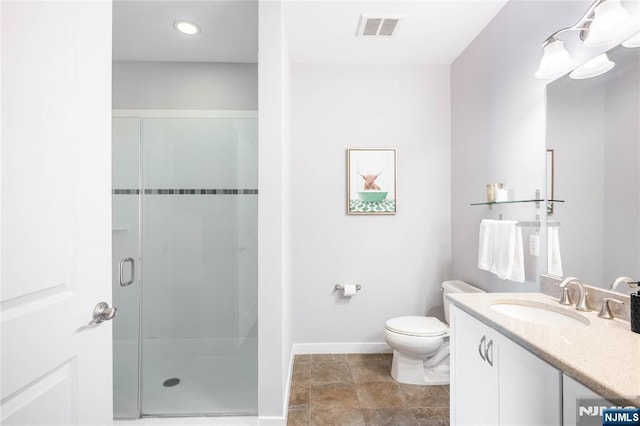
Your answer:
(309, 407), (365, 426)
(399, 384), (449, 408)
(289, 382), (310, 409)
(311, 361), (353, 385)
(412, 407), (450, 426)
(287, 408), (309, 426)
(294, 354), (311, 364)
(349, 359), (393, 383)
(347, 353), (392, 362)
(292, 361), (311, 383)
(361, 408), (419, 426)
(311, 354), (348, 363)
(355, 381), (406, 409)
(310, 382), (360, 409)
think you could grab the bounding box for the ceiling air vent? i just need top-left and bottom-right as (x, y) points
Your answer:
(357, 15), (403, 37)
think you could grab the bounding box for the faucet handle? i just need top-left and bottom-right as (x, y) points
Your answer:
(559, 286), (573, 306)
(598, 298), (623, 319)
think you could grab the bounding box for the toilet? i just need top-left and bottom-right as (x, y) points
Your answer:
(384, 280), (485, 385)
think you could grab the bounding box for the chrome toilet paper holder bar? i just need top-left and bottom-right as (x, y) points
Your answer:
(334, 284), (362, 292)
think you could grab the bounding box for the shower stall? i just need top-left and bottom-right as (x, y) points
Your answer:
(111, 112), (258, 418)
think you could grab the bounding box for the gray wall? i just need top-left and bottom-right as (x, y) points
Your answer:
(290, 63), (452, 346)
(112, 60), (258, 110)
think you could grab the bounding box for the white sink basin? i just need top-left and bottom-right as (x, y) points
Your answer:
(491, 301), (590, 328)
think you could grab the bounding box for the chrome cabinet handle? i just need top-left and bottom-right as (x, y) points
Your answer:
(93, 302), (117, 323)
(119, 257), (135, 287)
(478, 335), (487, 361)
(485, 339), (494, 366)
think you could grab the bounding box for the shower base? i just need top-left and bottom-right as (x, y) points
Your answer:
(114, 337), (257, 418)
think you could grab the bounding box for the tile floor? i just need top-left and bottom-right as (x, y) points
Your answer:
(286, 354), (449, 426)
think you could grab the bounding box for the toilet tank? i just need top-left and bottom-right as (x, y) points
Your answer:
(441, 280), (485, 324)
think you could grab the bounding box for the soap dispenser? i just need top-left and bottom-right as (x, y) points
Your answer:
(630, 281), (640, 334)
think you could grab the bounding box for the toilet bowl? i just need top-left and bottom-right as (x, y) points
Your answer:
(384, 280), (484, 385)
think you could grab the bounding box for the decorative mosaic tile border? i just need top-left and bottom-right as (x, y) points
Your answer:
(113, 189), (258, 195)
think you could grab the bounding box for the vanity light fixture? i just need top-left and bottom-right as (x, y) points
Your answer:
(173, 20), (201, 36)
(569, 53), (615, 79)
(534, 38), (574, 79)
(583, 0), (636, 47)
(535, 0), (636, 79)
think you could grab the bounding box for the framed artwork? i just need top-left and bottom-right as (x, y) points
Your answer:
(346, 148), (397, 215)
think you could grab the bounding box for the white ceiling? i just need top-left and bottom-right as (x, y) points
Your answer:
(112, 0), (508, 65)
(284, 0), (509, 64)
(112, 0), (259, 63)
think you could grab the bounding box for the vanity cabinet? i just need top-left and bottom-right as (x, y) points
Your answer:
(450, 305), (562, 426)
(562, 374), (612, 425)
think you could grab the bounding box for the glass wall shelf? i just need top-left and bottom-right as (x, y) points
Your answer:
(470, 199), (565, 206)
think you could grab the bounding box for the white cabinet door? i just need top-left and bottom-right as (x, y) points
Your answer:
(497, 334), (561, 426)
(563, 374), (611, 426)
(451, 305), (562, 426)
(1, 2), (113, 425)
(450, 306), (497, 426)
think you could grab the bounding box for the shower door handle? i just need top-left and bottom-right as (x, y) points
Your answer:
(119, 257), (135, 287)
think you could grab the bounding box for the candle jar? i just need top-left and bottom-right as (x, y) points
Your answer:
(486, 184), (498, 203)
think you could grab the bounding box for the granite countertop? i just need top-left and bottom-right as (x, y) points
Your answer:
(447, 292), (640, 407)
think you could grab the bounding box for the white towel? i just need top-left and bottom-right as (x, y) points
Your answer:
(478, 219), (525, 283)
(478, 219), (496, 271)
(547, 224), (563, 277)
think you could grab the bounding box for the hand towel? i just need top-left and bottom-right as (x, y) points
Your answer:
(491, 220), (525, 282)
(478, 219), (496, 272)
(547, 224), (563, 277)
(477, 219), (525, 282)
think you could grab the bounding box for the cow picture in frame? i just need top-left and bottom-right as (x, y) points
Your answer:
(347, 148), (397, 215)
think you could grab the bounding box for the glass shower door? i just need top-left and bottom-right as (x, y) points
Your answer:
(112, 117), (142, 419)
(140, 117), (258, 416)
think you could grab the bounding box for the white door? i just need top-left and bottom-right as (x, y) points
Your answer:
(1, 1), (113, 425)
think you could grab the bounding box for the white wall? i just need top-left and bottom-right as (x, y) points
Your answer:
(451, 0), (594, 292)
(258, 0), (291, 419)
(290, 63), (451, 346)
(112, 60), (257, 110)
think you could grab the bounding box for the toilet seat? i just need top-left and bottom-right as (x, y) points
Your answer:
(385, 316), (448, 337)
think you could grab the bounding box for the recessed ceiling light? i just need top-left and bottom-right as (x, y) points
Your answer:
(173, 20), (201, 36)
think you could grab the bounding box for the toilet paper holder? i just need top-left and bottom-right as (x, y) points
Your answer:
(334, 284), (362, 292)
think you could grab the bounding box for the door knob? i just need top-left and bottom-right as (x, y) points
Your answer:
(93, 302), (117, 323)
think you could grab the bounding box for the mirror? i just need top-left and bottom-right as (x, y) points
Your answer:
(546, 44), (640, 293)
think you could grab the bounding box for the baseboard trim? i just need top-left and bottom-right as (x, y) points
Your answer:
(292, 342), (392, 355)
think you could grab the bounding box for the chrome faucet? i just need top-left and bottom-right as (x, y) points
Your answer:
(611, 276), (640, 291)
(611, 276), (634, 291)
(559, 277), (590, 312)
